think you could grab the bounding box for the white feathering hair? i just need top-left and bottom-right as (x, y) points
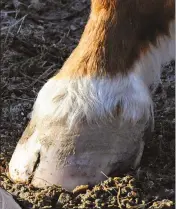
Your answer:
(32, 21), (174, 131)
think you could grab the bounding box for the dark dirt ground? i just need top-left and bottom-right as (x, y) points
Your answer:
(0, 0), (175, 208)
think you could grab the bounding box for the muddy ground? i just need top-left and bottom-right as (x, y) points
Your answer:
(0, 0), (175, 208)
